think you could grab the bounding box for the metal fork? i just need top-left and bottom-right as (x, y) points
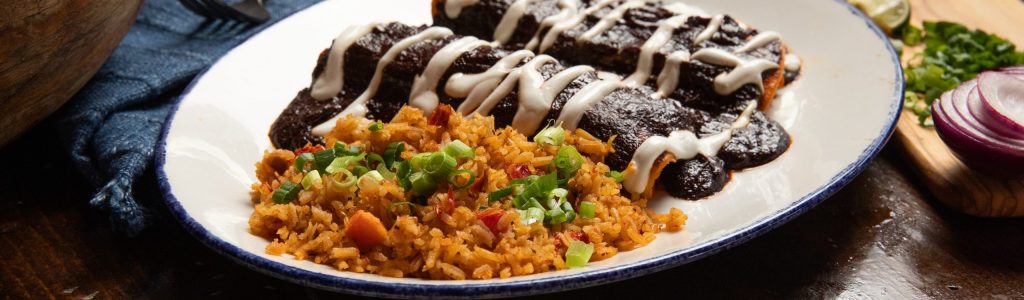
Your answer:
(179, 0), (270, 24)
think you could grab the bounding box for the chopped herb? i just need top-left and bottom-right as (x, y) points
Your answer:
(903, 21), (1024, 125)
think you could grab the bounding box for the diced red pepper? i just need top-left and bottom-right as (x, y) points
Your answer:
(469, 172), (487, 194)
(506, 164), (531, 179)
(567, 230), (589, 244)
(476, 208), (506, 236)
(427, 105), (453, 127)
(294, 144), (325, 155)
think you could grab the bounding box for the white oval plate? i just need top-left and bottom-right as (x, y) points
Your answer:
(157, 0), (902, 297)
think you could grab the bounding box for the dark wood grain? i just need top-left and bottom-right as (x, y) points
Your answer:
(0, 0), (142, 147)
(0, 123), (1021, 299)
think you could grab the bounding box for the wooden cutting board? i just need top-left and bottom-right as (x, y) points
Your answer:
(896, 0), (1024, 217)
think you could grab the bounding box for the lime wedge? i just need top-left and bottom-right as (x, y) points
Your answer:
(849, 0), (911, 34)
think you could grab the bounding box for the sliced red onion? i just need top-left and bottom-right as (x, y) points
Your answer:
(931, 70), (1024, 177)
(977, 72), (1024, 137)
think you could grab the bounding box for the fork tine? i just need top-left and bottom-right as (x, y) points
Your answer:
(179, 0), (215, 18)
(229, 0), (270, 23)
(200, 0), (250, 22)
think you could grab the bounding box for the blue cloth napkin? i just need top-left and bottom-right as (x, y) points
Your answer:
(56, 0), (320, 236)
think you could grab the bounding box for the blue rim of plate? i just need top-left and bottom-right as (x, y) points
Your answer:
(155, 0), (904, 298)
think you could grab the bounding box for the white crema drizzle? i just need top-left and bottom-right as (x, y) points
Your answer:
(576, 0), (647, 43)
(309, 23), (379, 101)
(692, 14), (724, 44)
(623, 14), (690, 87)
(312, 27), (454, 136)
(622, 101), (758, 194)
(523, 0), (579, 51)
(454, 0), (790, 98)
(409, 36), (489, 114)
(493, 0), (535, 45)
(691, 48), (778, 95)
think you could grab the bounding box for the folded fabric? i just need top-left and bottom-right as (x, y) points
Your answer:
(56, 0), (320, 236)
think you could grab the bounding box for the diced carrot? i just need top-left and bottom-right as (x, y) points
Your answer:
(476, 208), (506, 236)
(345, 210), (387, 249)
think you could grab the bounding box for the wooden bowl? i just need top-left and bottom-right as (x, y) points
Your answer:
(0, 0), (143, 147)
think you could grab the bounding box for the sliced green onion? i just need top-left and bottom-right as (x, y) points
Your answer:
(362, 170), (384, 182)
(376, 163), (395, 180)
(324, 153), (366, 174)
(533, 122), (566, 146)
(330, 169), (356, 189)
(509, 175), (538, 186)
(409, 171), (436, 195)
(527, 198), (544, 210)
(443, 140), (475, 160)
(579, 201), (596, 219)
(383, 142), (405, 168)
(301, 170), (321, 189)
(448, 169), (476, 189)
(423, 152), (456, 178)
(519, 207), (545, 225)
(536, 172), (558, 193)
(368, 121), (384, 131)
(488, 187), (513, 201)
(409, 153), (431, 170)
(352, 166), (369, 177)
(293, 153), (314, 172)
(560, 200), (576, 223)
(565, 240), (594, 268)
(271, 181), (301, 204)
(550, 188), (568, 200)
(545, 206), (567, 225)
(552, 146), (583, 180)
(605, 171), (624, 183)
(332, 141), (347, 155)
(389, 201), (413, 208)
(343, 144), (363, 156)
(367, 153), (385, 169)
(395, 161), (412, 190)
(313, 149), (336, 172)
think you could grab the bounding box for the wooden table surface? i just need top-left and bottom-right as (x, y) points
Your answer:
(3, 0), (1024, 299)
